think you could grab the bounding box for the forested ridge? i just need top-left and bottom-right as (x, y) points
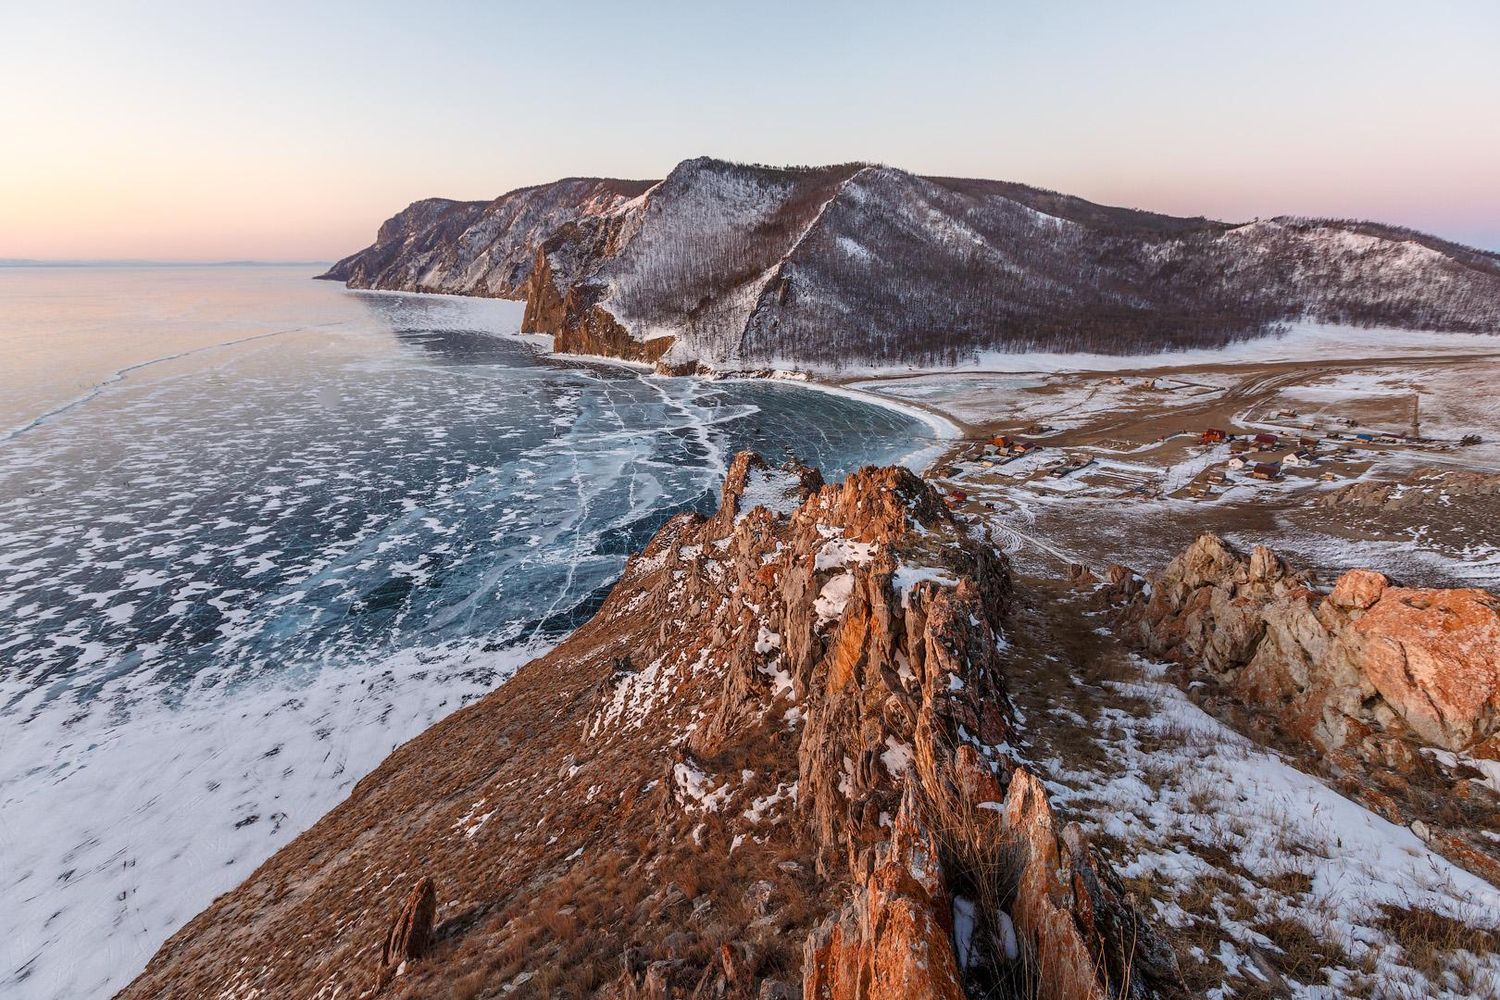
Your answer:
(321, 157), (1500, 368)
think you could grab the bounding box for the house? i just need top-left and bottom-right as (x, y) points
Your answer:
(1009, 441), (1036, 455)
(949, 488), (968, 502)
(1227, 457), (1246, 470)
(1277, 409), (1300, 418)
(1201, 428), (1228, 444)
(1282, 453), (1305, 468)
(1355, 433), (1376, 442)
(991, 435), (1012, 449)
(1049, 458), (1094, 478)
(1229, 439), (1252, 454)
(1250, 462), (1281, 481)
(1253, 433), (1279, 447)
(1298, 436), (1320, 448)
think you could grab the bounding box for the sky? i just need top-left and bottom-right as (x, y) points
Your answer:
(2, 0), (1497, 260)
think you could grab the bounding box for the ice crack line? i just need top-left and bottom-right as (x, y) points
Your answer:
(1, 321), (348, 446)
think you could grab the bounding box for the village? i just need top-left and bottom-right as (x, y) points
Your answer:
(878, 358), (1500, 587)
(912, 365), (1491, 508)
(939, 402), (1459, 508)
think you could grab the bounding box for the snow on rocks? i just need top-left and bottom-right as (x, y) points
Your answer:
(1045, 658), (1500, 999)
(813, 529), (876, 571)
(672, 760), (732, 813)
(742, 782), (797, 824)
(891, 563), (959, 607)
(734, 464), (809, 522)
(813, 573), (855, 626)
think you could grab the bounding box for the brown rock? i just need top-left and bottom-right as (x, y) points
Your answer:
(802, 792), (965, 1000)
(1111, 534), (1500, 753)
(380, 876), (436, 972)
(1002, 769), (1109, 1000)
(1427, 830), (1500, 886)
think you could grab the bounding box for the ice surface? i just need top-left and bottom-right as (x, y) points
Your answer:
(0, 268), (937, 1000)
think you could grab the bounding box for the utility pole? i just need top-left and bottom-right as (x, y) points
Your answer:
(1411, 392), (1420, 440)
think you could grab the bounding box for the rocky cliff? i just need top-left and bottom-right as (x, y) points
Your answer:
(320, 157), (1500, 370)
(118, 455), (1184, 1000)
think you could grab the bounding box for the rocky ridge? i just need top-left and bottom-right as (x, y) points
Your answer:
(119, 455), (1184, 1000)
(320, 157), (1500, 370)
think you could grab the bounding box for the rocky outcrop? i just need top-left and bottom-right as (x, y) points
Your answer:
(1107, 534), (1500, 755)
(803, 789), (965, 1000)
(321, 157), (1500, 370)
(520, 246), (676, 364)
(120, 456), (1181, 1000)
(1100, 535), (1500, 888)
(1352, 578), (1500, 750)
(377, 878), (436, 982)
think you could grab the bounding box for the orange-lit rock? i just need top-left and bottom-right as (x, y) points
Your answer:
(1354, 585), (1500, 749)
(803, 793), (965, 1000)
(1110, 534), (1500, 754)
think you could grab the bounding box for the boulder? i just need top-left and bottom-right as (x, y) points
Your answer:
(1330, 569), (1389, 611)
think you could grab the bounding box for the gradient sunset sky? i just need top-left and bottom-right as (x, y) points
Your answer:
(3, 0), (1497, 260)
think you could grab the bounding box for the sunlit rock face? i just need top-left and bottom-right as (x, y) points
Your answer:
(1109, 532), (1500, 756)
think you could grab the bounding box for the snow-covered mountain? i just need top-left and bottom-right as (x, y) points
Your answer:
(321, 157), (1500, 369)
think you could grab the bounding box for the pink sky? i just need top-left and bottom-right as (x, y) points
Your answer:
(3, 2), (1497, 260)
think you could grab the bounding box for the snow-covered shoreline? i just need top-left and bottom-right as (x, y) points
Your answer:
(833, 321), (1500, 379)
(750, 376), (962, 474)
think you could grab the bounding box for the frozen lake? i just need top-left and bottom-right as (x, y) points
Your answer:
(0, 266), (938, 999)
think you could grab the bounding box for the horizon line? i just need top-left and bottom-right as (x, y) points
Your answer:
(0, 258), (333, 268)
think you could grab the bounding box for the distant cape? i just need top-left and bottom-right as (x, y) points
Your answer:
(321, 157), (1500, 371)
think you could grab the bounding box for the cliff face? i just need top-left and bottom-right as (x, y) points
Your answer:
(119, 455), (1184, 1000)
(320, 157), (1500, 369)
(321, 178), (655, 297)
